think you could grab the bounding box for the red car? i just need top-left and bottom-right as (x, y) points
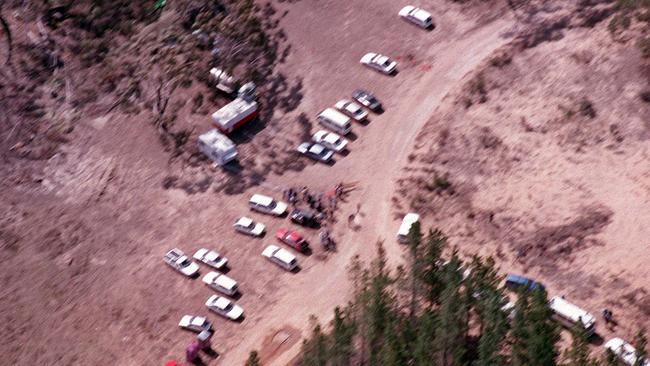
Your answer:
(276, 228), (309, 253)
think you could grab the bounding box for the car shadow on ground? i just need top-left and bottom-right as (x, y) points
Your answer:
(325, 158), (336, 166)
(218, 266), (231, 274)
(346, 131), (359, 142)
(301, 247), (314, 257)
(373, 106), (385, 115)
(357, 118), (371, 126)
(589, 333), (605, 346)
(234, 315), (246, 324)
(339, 149), (351, 157)
(230, 292), (243, 301)
(291, 266), (302, 274)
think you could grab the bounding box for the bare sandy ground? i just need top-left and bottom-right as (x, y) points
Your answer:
(395, 4), (650, 349)
(3, 0), (648, 365)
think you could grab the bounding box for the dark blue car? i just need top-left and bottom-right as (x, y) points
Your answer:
(505, 274), (544, 291)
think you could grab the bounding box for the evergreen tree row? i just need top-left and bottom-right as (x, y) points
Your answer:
(268, 224), (650, 366)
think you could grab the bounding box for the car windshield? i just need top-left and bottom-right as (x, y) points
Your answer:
(224, 303), (233, 311)
(267, 201), (277, 209)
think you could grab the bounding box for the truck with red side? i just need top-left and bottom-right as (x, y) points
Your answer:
(211, 97), (258, 134)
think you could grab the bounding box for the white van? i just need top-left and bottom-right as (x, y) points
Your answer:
(397, 213), (420, 243)
(202, 272), (238, 296)
(548, 296), (596, 336)
(317, 108), (352, 135)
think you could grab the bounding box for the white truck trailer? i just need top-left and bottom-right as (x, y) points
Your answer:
(548, 296), (596, 336)
(198, 129), (237, 166)
(211, 97), (258, 134)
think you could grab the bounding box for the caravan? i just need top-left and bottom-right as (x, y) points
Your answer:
(548, 296), (596, 336)
(197, 129), (237, 166)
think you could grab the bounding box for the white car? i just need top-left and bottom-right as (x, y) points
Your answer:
(163, 248), (200, 277)
(312, 130), (348, 153)
(360, 53), (398, 75)
(399, 5), (433, 29)
(202, 271), (238, 296)
(193, 248), (228, 270)
(335, 99), (368, 122)
(248, 194), (288, 216)
(233, 216), (265, 237)
(178, 315), (212, 333)
(605, 338), (650, 366)
(205, 295), (244, 320)
(262, 244), (298, 271)
(297, 142), (334, 163)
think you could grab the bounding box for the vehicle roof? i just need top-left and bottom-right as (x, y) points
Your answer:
(398, 213), (420, 235)
(250, 194), (273, 206)
(335, 100), (350, 109)
(275, 247), (296, 264)
(202, 271), (219, 284)
(313, 130), (328, 140)
(412, 8), (432, 22)
(309, 144), (326, 155)
(319, 108), (351, 125)
(214, 274), (237, 289)
(211, 98), (257, 124)
(361, 53), (376, 63)
(213, 296), (231, 309)
(399, 5), (415, 16)
(198, 129), (236, 151)
(549, 296), (596, 328)
(286, 231), (303, 242)
(236, 216), (253, 227)
(323, 133), (341, 144)
(204, 251), (220, 261)
(262, 245), (279, 257)
(373, 54), (390, 64)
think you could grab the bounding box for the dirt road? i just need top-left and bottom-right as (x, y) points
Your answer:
(215, 2), (515, 364)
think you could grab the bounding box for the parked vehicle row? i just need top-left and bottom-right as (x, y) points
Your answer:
(296, 90), (384, 163)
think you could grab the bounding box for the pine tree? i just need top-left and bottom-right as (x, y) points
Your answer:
(246, 350), (261, 366)
(420, 229), (446, 308)
(633, 329), (648, 366)
(408, 221), (423, 321)
(364, 242), (394, 365)
(602, 349), (618, 366)
(379, 315), (408, 366)
(435, 250), (469, 366)
(512, 291), (532, 366)
(526, 288), (559, 366)
(329, 306), (356, 366)
(300, 317), (329, 366)
(413, 310), (437, 366)
(564, 323), (600, 366)
(474, 292), (508, 366)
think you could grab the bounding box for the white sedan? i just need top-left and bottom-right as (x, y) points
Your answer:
(178, 315), (212, 333)
(399, 5), (433, 29)
(312, 130), (348, 153)
(297, 142), (334, 163)
(335, 99), (368, 121)
(233, 216), (265, 237)
(360, 53), (397, 75)
(205, 295), (244, 320)
(193, 248), (228, 270)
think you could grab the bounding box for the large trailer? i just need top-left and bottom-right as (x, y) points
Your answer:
(197, 129), (237, 166)
(548, 296), (596, 336)
(211, 97), (258, 134)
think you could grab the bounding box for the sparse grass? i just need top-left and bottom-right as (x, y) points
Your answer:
(578, 98), (597, 119)
(425, 174), (452, 192)
(638, 36), (650, 58)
